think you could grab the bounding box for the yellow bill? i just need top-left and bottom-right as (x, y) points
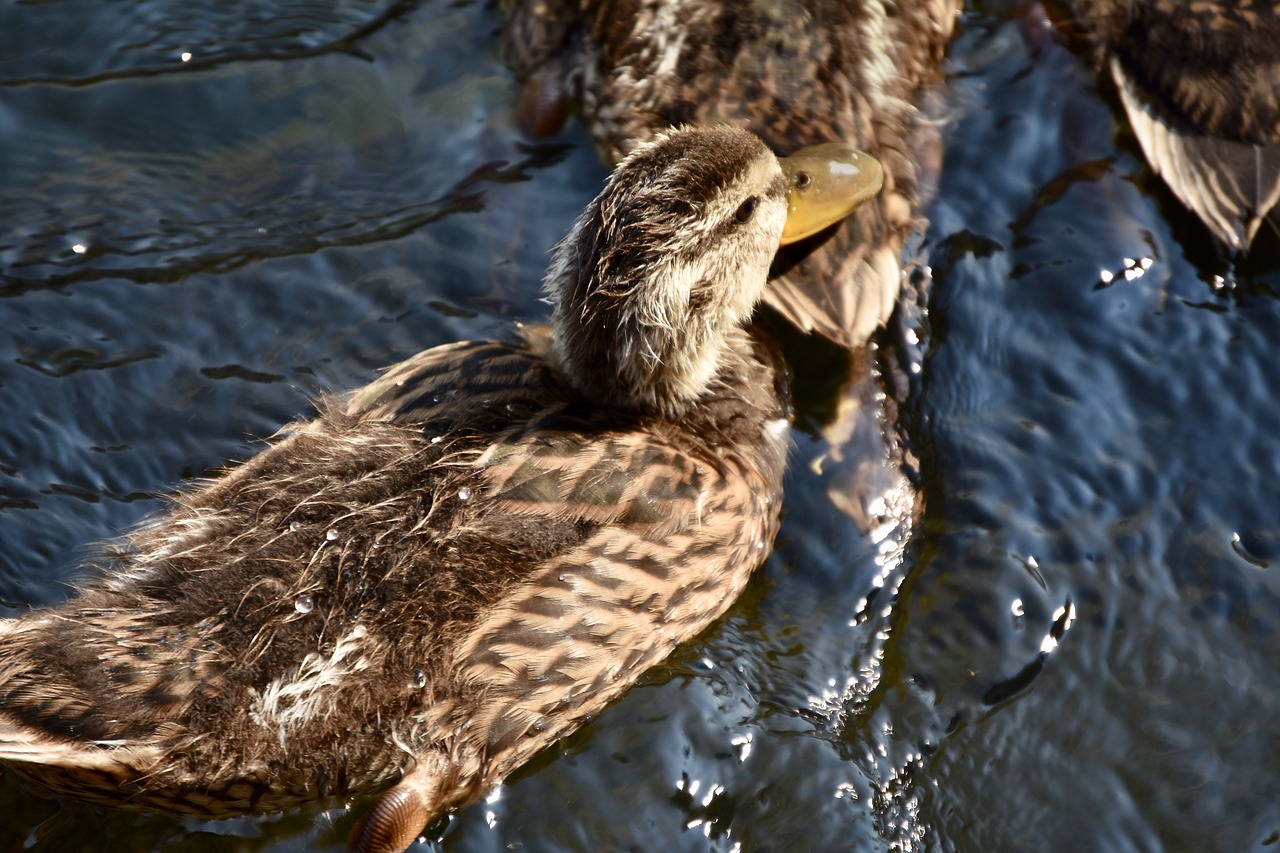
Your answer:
(778, 143), (883, 245)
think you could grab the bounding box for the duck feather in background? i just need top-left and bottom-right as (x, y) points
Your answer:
(1064, 0), (1280, 250)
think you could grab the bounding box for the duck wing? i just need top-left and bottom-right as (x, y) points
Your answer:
(0, 607), (215, 808)
(0, 332), (785, 825)
(347, 335), (564, 426)
(1069, 0), (1280, 249)
(346, 335), (787, 849)
(1112, 58), (1280, 250)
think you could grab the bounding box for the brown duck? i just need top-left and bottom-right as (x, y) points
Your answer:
(0, 126), (881, 853)
(501, 0), (957, 527)
(504, 0), (959, 349)
(1064, 0), (1280, 250)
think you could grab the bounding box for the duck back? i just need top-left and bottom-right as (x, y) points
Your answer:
(0, 326), (788, 819)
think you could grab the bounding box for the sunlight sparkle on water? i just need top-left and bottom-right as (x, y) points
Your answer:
(483, 786), (501, 827)
(1098, 256), (1153, 285)
(834, 782), (858, 800)
(1123, 256), (1153, 281)
(1040, 601), (1077, 653)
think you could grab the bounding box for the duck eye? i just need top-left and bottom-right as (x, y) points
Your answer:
(734, 196), (759, 223)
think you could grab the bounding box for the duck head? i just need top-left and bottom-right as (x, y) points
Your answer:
(546, 125), (882, 417)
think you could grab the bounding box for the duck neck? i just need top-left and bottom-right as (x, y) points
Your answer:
(550, 267), (728, 418)
(545, 210), (750, 419)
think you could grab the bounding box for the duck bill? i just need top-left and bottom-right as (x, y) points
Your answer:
(778, 144), (883, 245)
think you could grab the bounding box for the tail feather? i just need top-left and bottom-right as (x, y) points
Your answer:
(0, 615), (160, 775)
(0, 711), (158, 771)
(1113, 58), (1280, 251)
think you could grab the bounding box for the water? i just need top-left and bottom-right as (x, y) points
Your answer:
(1, 1), (1279, 851)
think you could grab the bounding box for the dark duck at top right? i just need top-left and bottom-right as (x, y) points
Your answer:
(1064, 0), (1280, 250)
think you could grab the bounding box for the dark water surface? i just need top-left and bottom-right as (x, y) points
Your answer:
(2, 1), (1278, 851)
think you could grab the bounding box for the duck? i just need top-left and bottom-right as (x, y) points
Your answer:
(1062, 0), (1280, 250)
(499, 0), (962, 348)
(500, 0), (957, 529)
(0, 126), (882, 853)
(502, 0), (959, 350)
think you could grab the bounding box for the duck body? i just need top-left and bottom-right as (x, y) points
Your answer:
(1064, 0), (1280, 249)
(0, 327), (787, 818)
(0, 126), (881, 851)
(505, 0), (958, 348)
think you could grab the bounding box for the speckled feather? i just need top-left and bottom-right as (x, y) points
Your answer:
(503, 0), (958, 347)
(1066, 0), (1280, 248)
(1067, 0), (1280, 143)
(0, 332), (787, 819)
(0, 128), (796, 843)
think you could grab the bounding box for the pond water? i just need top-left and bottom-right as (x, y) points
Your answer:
(1, 1), (1278, 851)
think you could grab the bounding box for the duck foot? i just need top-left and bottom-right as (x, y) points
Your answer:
(348, 761), (442, 853)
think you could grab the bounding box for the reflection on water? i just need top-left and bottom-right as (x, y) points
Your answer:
(0, 0), (412, 83)
(1, 0), (1279, 851)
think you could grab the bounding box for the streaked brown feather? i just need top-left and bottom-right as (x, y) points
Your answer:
(0, 330), (786, 817)
(0, 127), (805, 851)
(1065, 0), (1280, 248)
(503, 0), (959, 348)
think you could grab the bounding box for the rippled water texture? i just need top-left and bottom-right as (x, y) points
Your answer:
(2, 0), (1279, 851)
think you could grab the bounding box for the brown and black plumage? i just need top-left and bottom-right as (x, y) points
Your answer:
(0, 126), (881, 853)
(504, 0), (958, 349)
(1065, 0), (1280, 249)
